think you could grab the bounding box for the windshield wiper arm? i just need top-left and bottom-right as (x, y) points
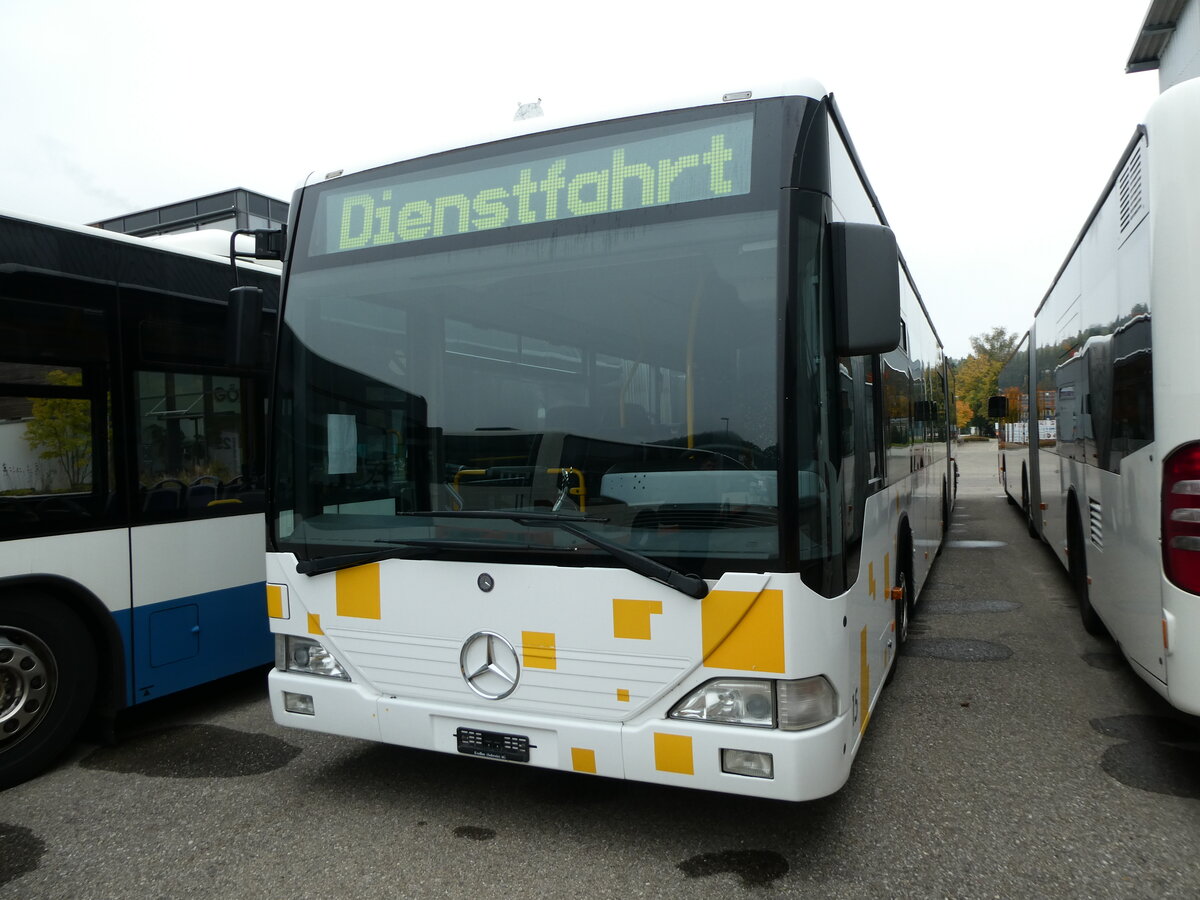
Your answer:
(296, 543), (442, 577)
(384, 508), (705, 600)
(397, 509), (708, 599)
(540, 520), (709, 599)
(296, 532), (572, 577)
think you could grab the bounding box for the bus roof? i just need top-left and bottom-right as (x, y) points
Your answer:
(303, 77), (829, 189)
(0, 208), (281, 275)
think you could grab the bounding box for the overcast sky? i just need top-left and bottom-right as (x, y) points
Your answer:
(1, 1), (1160, 359)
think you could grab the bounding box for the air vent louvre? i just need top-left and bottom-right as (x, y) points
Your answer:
(1088, 496), (1103, 549)
(1118, 145), (1146, 235)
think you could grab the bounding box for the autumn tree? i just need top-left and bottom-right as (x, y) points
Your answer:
(953, 327), (1017, 433)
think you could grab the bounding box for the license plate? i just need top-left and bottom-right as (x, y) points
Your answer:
(456, 727), (531, 762)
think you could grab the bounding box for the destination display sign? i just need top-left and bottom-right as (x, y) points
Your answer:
(313, 114), (753, 255)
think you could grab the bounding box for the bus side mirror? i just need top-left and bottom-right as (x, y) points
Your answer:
(831, 221), (901, 356)
(227, 286), (264, 368)
(253, 227), (287, 261)
(987, 396), (1009, 418)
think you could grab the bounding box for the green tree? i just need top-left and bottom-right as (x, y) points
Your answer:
(969, 326), (1019, 361)
(23, 370), (93, 491)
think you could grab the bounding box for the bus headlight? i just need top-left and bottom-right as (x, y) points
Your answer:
(669, 679), (775, 727)
(668, 676), (837, 730)
(276, 635), (350, 680)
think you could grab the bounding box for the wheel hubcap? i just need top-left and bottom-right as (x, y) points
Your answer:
(0, 629), (56, 745)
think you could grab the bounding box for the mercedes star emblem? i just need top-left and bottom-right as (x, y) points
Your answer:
(459, 631), (520, 700)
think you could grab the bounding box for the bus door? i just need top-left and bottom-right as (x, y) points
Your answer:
(123, 286), (272, 701)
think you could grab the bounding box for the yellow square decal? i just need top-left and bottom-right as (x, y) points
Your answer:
(266, 584), (287, 619)
(616, 688), (631, 703)
(336, 563), (381, 619)
(654, 733), (694, 775)
(522, 631), (557, 669)
(307, 613), (323, 635)
(613, 598), (663, 640)
(571, 747), (597, 774)
(701, 589), (784, 672)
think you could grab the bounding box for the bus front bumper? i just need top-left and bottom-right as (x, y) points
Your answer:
(268, 669), (855, 802)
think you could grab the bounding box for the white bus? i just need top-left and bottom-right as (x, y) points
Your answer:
(996, 78), (1200, 715)
(0, 212), (278, 788)
(264, 79), (954, 801)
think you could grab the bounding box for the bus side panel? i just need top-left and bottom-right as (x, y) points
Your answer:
(1163, 578), (1200, 715)
(1148, 79), (1200, 469)
(1032, 235), (1077, 573)
(1025, 340), (1043, 537)
(828, 109), (947, 596)
(0, 530), (133, 703)
(1146, 79), (1200, 710)
(1092, 452), (1164, 683)
(128, 514), (270, 700)
(128, 581), (271, 700)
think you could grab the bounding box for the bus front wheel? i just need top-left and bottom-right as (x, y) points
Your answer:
(0, 593), (97, 789)
(886, 535), (913, 685)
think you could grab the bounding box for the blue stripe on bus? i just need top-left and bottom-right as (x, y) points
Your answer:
(118, 581), (272, 703)
(110, 608), (136, 707)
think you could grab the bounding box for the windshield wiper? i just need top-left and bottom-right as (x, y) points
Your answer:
(398, 510), (709, 599)
(295, 530), (585, 577)
(295, 543), (443, 577)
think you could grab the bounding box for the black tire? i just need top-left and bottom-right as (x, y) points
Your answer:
(0, 592), (97, 789)
(937, 484), (949, 556)
(1067, 506), (1104, 637)
(886, 538), (913, 686)
(1021, 470), (1038, 539)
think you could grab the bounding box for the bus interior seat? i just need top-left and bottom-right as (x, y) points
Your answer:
(143, 484), (182, 513)
(185, 482), (219, 510)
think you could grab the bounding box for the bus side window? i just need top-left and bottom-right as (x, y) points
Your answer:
(864, 356), (883, 484)
(0, 291), (114, 533)
(135, 371), (258, 519)
(838, 355), (884, 547)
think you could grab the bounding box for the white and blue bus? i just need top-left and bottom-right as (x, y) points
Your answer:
(996, 78), (1200, 716)
(264, 80), (954, 800)
(0, 212), (278, 788)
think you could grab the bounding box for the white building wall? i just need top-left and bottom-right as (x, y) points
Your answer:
(1160, 0), (1200, 91)
(0, 419), (55, 494)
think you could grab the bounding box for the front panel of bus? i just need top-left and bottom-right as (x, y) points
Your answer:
(266, 96), (921, 799)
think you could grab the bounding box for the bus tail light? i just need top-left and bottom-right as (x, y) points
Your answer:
(1163, 443), (1200, 595)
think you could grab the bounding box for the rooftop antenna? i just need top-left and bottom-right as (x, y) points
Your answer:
(514, 99), (543, 121)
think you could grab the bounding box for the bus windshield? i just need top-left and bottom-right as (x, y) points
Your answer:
(270, 101), (843, 578)
(277, 203), (791, 571)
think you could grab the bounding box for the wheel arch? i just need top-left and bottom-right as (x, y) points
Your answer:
(0, 573), (127, 720)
